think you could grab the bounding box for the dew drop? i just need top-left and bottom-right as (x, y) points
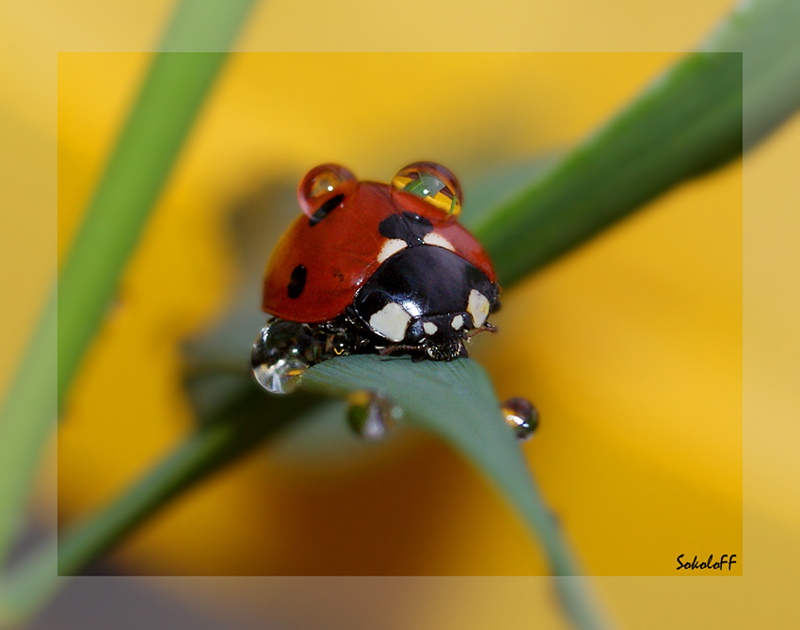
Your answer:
(297, 164), (357, 220)
(251, 320), (314, 394)
(390, 161), (463, 221)
(347, 391), (403, 440)
(252, 356), (307, 395)
(501, 397), (539, 441)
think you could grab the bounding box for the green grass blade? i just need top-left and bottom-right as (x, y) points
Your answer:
(0, 290), (57, 576)
(305, 359), (567, 563)
(301, 357), (609, 629)
(57, 51), (231, 411)
(0, 538), (57, 629)
(701, 0), (800, 149)
(161, 0), (257, 51)
(0, 384), (320, 625)
(471, 51), (743, 287)
(0, 0), (256, 572)
(472, 0), (800, 286)
(54, 388), (317, 578)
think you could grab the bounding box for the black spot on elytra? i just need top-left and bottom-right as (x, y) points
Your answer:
(378, 211), (433, 245)
(287, 264), (307, 298)
(309, 194), (344, 226)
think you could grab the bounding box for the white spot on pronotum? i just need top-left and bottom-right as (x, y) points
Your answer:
(369, 302), (411, 342)
(423, 322), (438, 335)
(451, 314), (464, 330)
(422, 233), (455, 251)
(377, 238), (408, 263)
(467, 290), (490, 328)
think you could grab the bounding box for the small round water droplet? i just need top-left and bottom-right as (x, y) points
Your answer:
(391, 161), (462, 221)
(251, 320), (315, 394)
(297, 164), (357, 219)
(347, 391), (403, 440)
(501, 397), (539, 441)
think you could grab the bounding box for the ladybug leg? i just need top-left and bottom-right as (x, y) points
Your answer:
(378, 344), (423, 357)
(466, 322), (498, 338)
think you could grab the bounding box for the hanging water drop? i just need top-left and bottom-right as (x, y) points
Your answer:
(252, 355), (307, 395)
(251, 320), (315, 394)
(501, 397), (539, 441)
(347, 391), (403, 440)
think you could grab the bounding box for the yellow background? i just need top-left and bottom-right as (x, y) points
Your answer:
(1, 0), (797, 628)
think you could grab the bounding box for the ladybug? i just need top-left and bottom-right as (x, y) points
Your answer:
(252, 161), (500, 394)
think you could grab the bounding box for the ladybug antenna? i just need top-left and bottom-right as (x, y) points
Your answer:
(466, 323), (498, 339)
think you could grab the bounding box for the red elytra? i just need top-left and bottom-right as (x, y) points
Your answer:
(262, 164), (497, 324)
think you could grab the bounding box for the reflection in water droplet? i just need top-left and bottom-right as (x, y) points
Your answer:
(347, 391), (403, 440)
(501, 397), (539, 441)
(391, 161), (462, 220)
(297, 163), (357, 219)
(252, 356), (307, 394)
(251, 318), (355, 395)
(251, 320), (314, 394)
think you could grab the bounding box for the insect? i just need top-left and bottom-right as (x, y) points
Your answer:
(252, 161), (501, 394)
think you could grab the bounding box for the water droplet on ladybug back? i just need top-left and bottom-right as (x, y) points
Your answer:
(251, 320), (315, 394)
(297, 164), (357, 220)
(501, 397), (539, 441)
(391, 161), (462, 221)
(347, 391), (403, 440)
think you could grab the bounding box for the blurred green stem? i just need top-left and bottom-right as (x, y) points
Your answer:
(0, 290), (57, 576)
(0, 0), (257, 580)
(472, 0), (800, 285)
(473, 51), (743, 286)
(0, 384), (318, 625)
(57, 51), (232, 413)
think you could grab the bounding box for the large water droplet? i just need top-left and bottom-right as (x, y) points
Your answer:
(251, 320), (315, 394)
(347, 391), (403, 440)
(501, 397), (539, 441)
(391, 161), (462, 221)
(252, 356), (307, 394)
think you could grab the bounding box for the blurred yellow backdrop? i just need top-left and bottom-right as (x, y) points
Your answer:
(2, 0), (797, 628)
